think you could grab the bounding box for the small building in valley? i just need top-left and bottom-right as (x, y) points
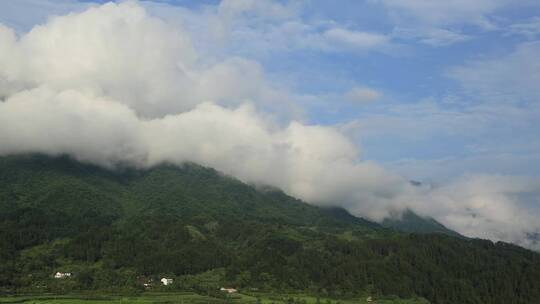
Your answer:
(54, 272), (72, 279)
(137, 276), (153, 288)
(220, 287), (237, 294)
(161, 278), (173, 286)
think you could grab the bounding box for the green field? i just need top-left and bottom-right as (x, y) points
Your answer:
(0, 292), (429, 304)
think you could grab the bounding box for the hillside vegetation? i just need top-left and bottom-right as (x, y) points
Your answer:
(1, 154), (539, 304)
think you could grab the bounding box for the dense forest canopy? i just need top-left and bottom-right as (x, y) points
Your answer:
(1, 154), (539, 304)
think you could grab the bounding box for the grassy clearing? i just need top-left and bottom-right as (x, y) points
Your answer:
(0, 292), (429, 304)
(242, 293), (429, 304)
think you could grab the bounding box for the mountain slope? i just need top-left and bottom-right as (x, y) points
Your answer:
(1, 154), (540, 304)
(382, 209), (462, 237)
(0, 154), (381, 230)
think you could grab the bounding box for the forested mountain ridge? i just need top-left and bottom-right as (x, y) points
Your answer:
(1, 154), (540, 304)
(0, 154), (381, 229)
(381, 209), (462, 237)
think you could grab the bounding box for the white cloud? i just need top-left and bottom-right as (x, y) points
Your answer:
(0, 87), (147, 166)
(214, 1), (393, 53)
(217, 0), (299, 21)
(0, 1), (416, 223)
(344, 86), (381, 104)
(0, 2), (298, 119)
(506, 17), (540, 39)
(0, 2), (198, 118)
(323, 28), (389, 50)
(374, 0), (540, 46)
(447, 42), (540, 103)
(139, 0), (392, 56)
(0, 86), (412, 222)
(375, 0), (509, 28)
(340, 93), (540, 248)
(410, 175), (540, 251)
(394, 27), (471, 47)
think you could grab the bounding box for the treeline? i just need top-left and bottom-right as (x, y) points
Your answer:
(1, 211), (540, 304)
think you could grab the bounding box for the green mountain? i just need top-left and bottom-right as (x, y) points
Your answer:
(382, 209), (462, 237)
(0, 154), (380, 230)
(1, 154), (540, 304)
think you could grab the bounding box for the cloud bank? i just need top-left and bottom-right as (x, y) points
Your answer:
(0, 1), (539, 250)
(344, 86), (381, 104)
(0, 1), (413, 218)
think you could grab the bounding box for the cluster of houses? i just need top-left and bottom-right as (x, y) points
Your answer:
(138, 276), (174, 288)
(54, 271), (237, 295)
(50, 270), (371, 302)
(54, 272), (174, 287)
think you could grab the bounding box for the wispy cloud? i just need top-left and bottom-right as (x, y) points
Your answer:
(375, 0), (509, 28)
(506, 17), (540, 39)
(323, 28), (390, 50)
(373, 0), (540, 46)
(447, 41), (540, 103)
(393, 27), (472, 47)
(344, 86), (382, 104)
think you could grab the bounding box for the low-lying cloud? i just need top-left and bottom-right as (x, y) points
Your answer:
(0, 1), (539, 250)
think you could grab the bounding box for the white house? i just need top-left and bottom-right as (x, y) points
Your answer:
(161, 278), (173, 286)
(220, 287), (237, 294)
(54, 272), (72, 279)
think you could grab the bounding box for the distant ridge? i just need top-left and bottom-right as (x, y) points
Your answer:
(382, 209), (462, 237)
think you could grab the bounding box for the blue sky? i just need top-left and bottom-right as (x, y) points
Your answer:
(1, 0), (539, 182)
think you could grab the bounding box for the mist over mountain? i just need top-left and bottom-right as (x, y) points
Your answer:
(381, 209), (462, 238)
(0, 1), (539, 252)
